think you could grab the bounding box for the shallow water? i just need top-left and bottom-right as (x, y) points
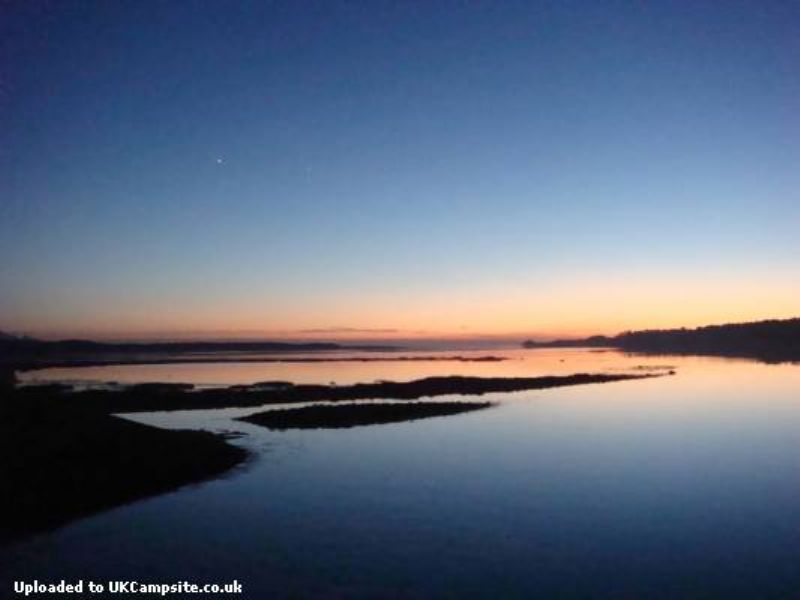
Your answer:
(3, 349), (800, 598)
(18, 347), (672, 387)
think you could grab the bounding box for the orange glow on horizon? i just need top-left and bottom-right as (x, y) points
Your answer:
(12, 273), (799, 343)
(17, 285), (800, 341)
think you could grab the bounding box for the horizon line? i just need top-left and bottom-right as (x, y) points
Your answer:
(4, 315), (798, 345)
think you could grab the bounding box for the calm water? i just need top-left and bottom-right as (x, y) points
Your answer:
(18, 347), (673, 387)
(4, 349), (800, 598)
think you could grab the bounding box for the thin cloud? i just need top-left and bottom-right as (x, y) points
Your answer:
(296, 327), (401, 334)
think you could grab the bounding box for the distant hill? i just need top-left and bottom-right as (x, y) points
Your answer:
(0, 336), (397, 367)
(523, 318), (800, 363)
(523, 335), (613, 349)
(0, 338), (344, 353)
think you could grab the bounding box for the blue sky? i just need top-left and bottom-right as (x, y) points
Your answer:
(1, 1), (798, 339)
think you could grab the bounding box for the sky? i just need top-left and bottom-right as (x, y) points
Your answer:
(1, 1), (799, 341)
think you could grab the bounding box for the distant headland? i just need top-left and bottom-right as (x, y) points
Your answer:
(0, 335), (403, 374)
(0, 336), (394, 356)
(523, 318), (800, 363)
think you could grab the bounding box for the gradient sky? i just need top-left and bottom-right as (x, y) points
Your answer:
(1, 1), (799, 340)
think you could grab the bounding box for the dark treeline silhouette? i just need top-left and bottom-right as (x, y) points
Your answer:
(240, 401), (493, 430)
(523, 318), (800, 363)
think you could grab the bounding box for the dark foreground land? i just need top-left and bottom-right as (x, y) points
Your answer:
(240, 401), (493, 430)
(0, 394), (247, 544)
(0, 370), (658, 543)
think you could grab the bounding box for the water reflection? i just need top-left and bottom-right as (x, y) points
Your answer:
(3, 350), (800, 598)
(21, 347), (676, 387)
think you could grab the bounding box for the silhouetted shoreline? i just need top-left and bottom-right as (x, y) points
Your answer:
(523, 318), (800, 363)
(0, 333), (511, 378)
(10, 354), (509, 378)
(240, 401), (493, 430)
(13, 372), (660, 413)
(0, 336), (404, 373)
(0, 396), (248, 545)
(0, 337), (395, 356)
(0, 370), (660, 543)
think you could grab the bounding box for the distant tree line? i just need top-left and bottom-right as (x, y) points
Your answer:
(524, 318), (800, 363)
